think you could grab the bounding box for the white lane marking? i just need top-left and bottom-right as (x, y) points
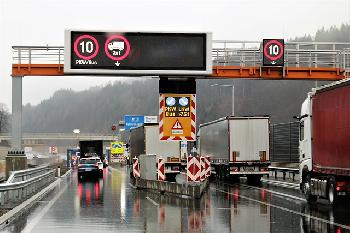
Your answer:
(238, 183), (306, 202)
(261, 178), (299, 189)
(213, 187), (350, 230)
(21, 181), (69, 233)
(146, 196), (159, 206)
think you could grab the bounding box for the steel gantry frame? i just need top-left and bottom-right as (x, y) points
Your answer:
(12, 41), (350, 79)
(211, 41), (350, 80)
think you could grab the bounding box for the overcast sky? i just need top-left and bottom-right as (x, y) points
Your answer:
(0, 0), (349, 111)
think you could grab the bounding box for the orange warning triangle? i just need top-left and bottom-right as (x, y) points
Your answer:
(172, 119), (183, 129)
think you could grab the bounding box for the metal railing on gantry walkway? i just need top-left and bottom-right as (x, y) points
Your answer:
(12, 41), (350, 80)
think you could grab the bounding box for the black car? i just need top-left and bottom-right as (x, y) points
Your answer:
(78, 157), (104, 179)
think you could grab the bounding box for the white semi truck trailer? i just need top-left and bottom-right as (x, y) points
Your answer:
(199, 116), (270, 183)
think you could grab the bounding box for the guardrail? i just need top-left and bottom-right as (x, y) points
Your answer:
(268, 166), (299, 181)
(0, 165), (55, 207)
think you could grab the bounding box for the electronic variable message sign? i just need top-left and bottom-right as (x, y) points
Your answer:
(263, 39), (284, 66)
(64, 30), (212, 75)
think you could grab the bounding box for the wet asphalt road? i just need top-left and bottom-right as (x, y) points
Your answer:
(3, 166), (350, 233)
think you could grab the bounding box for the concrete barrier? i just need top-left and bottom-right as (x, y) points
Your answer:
(134, 177), (209, 199)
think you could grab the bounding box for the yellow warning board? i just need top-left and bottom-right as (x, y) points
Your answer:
(160, 94), (196, 141)
(111, 141), (124, 154)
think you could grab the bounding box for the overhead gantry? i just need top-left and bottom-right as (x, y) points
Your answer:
(12, 41), (350, 79)
(9, 40), (350, 149)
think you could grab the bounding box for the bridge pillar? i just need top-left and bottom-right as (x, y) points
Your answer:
(12, 76), (22, 150)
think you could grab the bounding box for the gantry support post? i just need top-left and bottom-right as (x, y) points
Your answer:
(12, 76), (23, 150)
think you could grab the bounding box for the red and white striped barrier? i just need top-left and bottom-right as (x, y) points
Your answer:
(187, 156), (201, 182)
(205, 156), (211, 177)
(133, 158), (140, 178)
(200, 156), (206, 181)
(157, 158), (165, 181)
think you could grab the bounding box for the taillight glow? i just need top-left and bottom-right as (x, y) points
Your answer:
(261, 189), (266, 201)
(234, 189), (239, 202)
(78, 182), (83, 198)
(95, 182), (100, 200)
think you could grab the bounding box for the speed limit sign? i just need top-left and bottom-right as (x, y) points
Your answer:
(263, 39), (284, 66)
(73, 35), (99, 60)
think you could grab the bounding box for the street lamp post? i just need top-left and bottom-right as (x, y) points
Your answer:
(118, 128), (125, 141)
(73, 129), (80, 148)
(210, 83), (235, 116)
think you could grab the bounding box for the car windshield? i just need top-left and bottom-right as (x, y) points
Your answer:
(80, 158), (99, 164)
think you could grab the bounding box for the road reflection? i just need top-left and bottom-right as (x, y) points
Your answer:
(3, 166), (350, 233)
(226, 186), (271, 232)
(77, 178), (104, 206)
(135, 191), (213, 233)
(300, 201), (350, 233)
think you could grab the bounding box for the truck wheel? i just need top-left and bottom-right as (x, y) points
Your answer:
(304, 174), (317, 203)
(327, 177), (337, 206)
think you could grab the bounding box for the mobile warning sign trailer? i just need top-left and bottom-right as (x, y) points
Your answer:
(159, 94), (196, 141)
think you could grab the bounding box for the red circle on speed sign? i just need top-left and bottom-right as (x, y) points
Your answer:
(104, 34), (131, 61)
(111, 125), (116, 131)
(263, 40), (284, 61)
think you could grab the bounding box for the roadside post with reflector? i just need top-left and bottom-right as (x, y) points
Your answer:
(205, 156), (211, 177)
(158, 158), (165, 181)
(200, 156), (205, 181)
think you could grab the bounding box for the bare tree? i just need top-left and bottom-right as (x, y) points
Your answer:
(0, 103), (9, 133)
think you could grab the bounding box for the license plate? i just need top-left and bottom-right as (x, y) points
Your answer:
(242, 167), (255, 172)
(85, 168), (92, 171)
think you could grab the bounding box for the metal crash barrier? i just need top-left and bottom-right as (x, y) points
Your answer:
(268, 166), (299, 181)
(0, 164), (55, 207)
